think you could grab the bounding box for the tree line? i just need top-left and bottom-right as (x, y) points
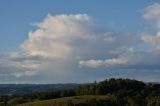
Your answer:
(0, 78), (160, 106)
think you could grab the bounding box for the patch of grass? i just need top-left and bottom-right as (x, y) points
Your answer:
(17, 95), (111, 106)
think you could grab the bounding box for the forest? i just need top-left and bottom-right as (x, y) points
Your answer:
(0, 78), (160, 106)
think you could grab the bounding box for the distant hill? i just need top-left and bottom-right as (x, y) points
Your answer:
(0, 84), (79, 95)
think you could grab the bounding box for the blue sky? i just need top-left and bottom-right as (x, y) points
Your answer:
(0, 0), (154, 52)
(0, 0), (160, 83)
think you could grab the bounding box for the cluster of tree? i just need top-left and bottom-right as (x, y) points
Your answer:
(0, 78), (160, 106)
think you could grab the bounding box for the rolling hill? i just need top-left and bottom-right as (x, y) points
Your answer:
(0, 78), (160, 106)
(17, 95), (117, 106)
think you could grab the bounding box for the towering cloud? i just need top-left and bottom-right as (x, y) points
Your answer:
(1, 3), (160, 83)
(21, 14), (92, 58)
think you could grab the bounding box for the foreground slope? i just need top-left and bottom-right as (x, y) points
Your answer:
(17, 95), (117, 106)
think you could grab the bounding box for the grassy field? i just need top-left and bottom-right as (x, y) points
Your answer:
(17, 95), (116, 106)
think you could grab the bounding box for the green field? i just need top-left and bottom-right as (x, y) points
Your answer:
(17, 95), (116, 106)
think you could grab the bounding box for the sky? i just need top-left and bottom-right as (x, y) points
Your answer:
(0, 0), (160, 83)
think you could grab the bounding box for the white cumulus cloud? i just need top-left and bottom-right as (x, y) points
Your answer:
(21, 14), (93, 58)
(1, 5), (160, 82)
